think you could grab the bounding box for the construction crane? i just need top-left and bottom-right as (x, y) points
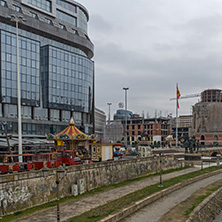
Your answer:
(170, 93), (201, 101)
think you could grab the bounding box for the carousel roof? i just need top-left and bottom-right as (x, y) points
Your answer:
(47, 117), (96, 141)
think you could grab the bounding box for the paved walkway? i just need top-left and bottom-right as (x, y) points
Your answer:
(14, 167), (199, 222)
(121, 173), (222, 222)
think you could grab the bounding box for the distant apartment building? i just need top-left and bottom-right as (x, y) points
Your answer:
(112, 109), (170, 145)
(192, 89), (222, 145)
(127, 117), (170, 145)
(0, 0), (94, 135)
(104, 121), (123, 143)
(172, 115), (193, 140)
(113, 109), (133, 120)
(94, 108), (106, 142)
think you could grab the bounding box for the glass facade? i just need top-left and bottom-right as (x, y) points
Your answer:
(12, 5), (21, 12)
(0, 0), (6, 7)
(41, 45), (94, 113)
(79, 8), (88, 33)
(0, 0), (94, 136)
(28, 0), (51, 12)
(30, 12), (38, 19)
(56, 0), (76, 13)
(45, 17), (53, 25)
(1, 30), (40, 106)
(57, 10), (77, 26)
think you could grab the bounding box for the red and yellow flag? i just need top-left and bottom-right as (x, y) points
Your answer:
(177, 86), (181, 108)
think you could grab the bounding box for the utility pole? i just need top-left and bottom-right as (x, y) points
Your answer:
(123, 87), (129, 147)
(9, 15), (26, 162)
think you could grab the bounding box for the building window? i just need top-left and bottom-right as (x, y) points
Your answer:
(0, 0), (6, 7)
(1, 30), (40, 106)
(56, 0), (76, 13)
(28, 0), (51, 12)
(72, 29), (78, 35)
(45, 17), (52, 25)
(79, 8), (87, 32)
(12, 5), (21, 12)
(56, 10), (77, 26)
(59, 24), (65, 30)
(30, 12), (38, 19)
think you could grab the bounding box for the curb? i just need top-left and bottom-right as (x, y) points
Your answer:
(99, 169), (222, 222)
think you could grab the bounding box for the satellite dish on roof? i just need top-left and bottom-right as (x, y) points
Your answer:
(118, 102), (124, 109)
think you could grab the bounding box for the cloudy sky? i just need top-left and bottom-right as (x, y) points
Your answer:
(79, 0), (222, 119)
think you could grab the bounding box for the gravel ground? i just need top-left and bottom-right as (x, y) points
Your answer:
(121, 173), (222, 222)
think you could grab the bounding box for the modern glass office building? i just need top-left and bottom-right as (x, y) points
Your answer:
(0, 0), (94, 135)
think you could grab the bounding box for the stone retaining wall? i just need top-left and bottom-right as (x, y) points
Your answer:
(0, 156), (180, 216)
(187, 185), (222, 222)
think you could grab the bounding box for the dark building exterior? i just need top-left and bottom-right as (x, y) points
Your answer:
(0, 0), (94, 135)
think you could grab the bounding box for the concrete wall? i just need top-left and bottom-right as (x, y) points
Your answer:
(0, 156), (180, 216)
(187, 186), (222, 222)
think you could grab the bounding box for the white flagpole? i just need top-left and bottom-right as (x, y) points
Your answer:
(176, 83), (178, 148)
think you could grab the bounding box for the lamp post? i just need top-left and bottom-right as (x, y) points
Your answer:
(201, 153), (203, 171)
(107, 103), (112, 125)
(42, 166), (67, 222)
(158, 153), (163, 187)
(8, 14), (26, 163)
(123, 87), (129, 147)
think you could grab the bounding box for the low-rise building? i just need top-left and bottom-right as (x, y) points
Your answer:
(94, 108), (106, 142)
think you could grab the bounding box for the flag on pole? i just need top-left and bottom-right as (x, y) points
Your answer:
(177, 85), (181, 108)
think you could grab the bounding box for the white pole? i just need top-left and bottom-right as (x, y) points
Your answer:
(123, 88), (129, 147)
(107, 103), (112, 125)
(16, 19), (23, 162)
(176, 83), (178, 148)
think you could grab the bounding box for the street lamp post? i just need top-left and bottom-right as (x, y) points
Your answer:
(158, 153), (163, 187)
(201, 153), (203, 171)
(42, 167), (67, 222)
(8, 14), (26, 163)
(123, 87), (129, 147)
(107, 103), (112, 125)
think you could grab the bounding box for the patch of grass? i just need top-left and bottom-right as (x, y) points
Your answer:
(68, 166), (222, 222)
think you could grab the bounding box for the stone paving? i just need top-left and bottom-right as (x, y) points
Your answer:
(14, 167), (198, 222)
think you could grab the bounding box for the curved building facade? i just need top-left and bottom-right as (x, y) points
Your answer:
(0, 0), (94, 135)
(192, 89), (222, 145)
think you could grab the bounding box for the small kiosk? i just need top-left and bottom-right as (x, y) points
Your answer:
(91, 144), (113, 162)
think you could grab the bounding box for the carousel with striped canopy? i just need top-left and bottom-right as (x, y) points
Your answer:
(47, 117), (97, 151)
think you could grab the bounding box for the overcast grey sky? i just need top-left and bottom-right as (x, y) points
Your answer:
(79, 0), (222, 119)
